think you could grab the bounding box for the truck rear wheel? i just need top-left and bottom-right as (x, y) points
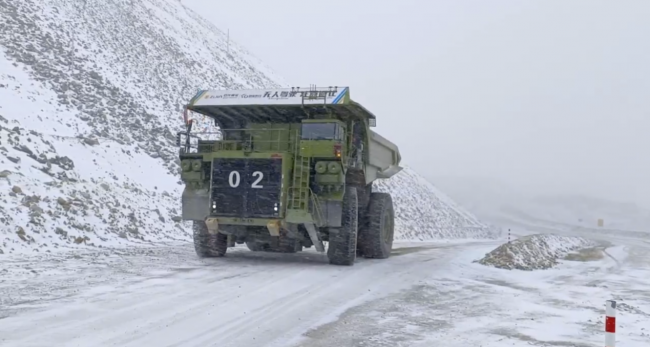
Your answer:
(358, 192), (394, 259)
(327, 186), (358, 265)
(193, 221), (228, 257)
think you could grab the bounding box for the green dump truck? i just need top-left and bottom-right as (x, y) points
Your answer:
(177, 86), (402, 266)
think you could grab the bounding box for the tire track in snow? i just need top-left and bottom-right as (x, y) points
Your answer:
(0, 241), (492, 347)
(103, 266), (322, 346)
(602, 247), (621, 268)
(1, 260), (294, 346)
(105, 257), (414, 347)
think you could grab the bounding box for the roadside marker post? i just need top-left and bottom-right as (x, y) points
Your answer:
(605, 300), (616, 347)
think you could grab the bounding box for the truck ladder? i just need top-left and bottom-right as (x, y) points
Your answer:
(288, 155), (311, 210)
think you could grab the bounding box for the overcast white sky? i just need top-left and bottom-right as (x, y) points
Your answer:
(184, 0), (650, 207)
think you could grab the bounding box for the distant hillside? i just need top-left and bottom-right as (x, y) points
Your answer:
(431, 175), (650, 232)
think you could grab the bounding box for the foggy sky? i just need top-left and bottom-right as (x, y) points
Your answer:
(184, 0), (650, 207)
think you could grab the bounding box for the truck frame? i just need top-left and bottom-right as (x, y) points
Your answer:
(177, 86), (402, 266)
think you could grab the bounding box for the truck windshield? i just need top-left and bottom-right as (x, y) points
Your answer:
(301, 123), (337, 140)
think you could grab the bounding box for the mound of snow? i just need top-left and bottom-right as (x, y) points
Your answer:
(0, 0), (497, 254)
(375, 167), (500, 241)
(475, 234), (598, 270)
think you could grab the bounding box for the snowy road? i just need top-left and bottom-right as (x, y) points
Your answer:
(0, 241), (490, 347)
(1, 229), (650, 347)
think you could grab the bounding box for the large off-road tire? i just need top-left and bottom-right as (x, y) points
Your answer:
(358, 192), (395, 259)
(355, 183), (372, 257)
(357, 183), (372, 212)
(327, 186), (358, 266)
(193, 221), (228, 258)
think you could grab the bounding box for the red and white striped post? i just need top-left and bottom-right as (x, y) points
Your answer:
(605, 300), (616, 347)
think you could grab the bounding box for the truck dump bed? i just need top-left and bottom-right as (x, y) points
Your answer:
(368, 130), (402, 180)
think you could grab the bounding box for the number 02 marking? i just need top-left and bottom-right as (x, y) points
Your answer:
(251, 171), (263, 188)
(227, 171), (264, 188)
(228, 171), (240, 188)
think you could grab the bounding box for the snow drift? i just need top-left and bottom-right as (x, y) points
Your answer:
(475, 234), (599, 271)
(0, 0), (497, 255)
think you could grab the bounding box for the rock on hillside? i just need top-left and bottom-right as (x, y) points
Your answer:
(375, 167), (500, 241)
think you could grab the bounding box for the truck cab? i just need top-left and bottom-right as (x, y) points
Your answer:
(299, 119), (346, 159)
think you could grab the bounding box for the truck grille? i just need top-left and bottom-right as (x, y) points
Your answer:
(210, 158), (282, 218)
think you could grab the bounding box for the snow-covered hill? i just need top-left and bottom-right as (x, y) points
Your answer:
(0, 0), (283, 254)
(0, 0), (497, 255)
(376, 168), (499, 241)
(521, 194), (650, 230)
(432, 175), (650, 232)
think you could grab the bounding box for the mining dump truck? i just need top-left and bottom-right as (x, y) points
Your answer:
(177, 86), (402, 266)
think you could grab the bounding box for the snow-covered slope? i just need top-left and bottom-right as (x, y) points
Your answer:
(0, 0), (497, 255)
(0, 0), (283, 254)
(376, 168), (499, 241)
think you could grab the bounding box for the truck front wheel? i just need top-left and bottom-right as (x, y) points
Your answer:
(358, 192), (395, 259)
(193, 221), (228, 257)
(327, 186), (358, 266)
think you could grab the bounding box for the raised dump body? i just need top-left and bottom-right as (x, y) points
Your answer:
(177, 86), (402, 266)
(368, 130), (402, 181)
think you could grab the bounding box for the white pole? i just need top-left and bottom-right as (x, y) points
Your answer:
(605, 300), (616, 347)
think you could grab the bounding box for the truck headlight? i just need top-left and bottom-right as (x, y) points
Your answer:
(191, 160), (202, 171)
(315, 161), (328, 174)
(181, 160), (191, 172)
(327, 161), (341, 174)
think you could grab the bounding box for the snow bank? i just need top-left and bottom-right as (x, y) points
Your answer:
(475, 234), (598, 270)
(376, 167), (500, 241)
